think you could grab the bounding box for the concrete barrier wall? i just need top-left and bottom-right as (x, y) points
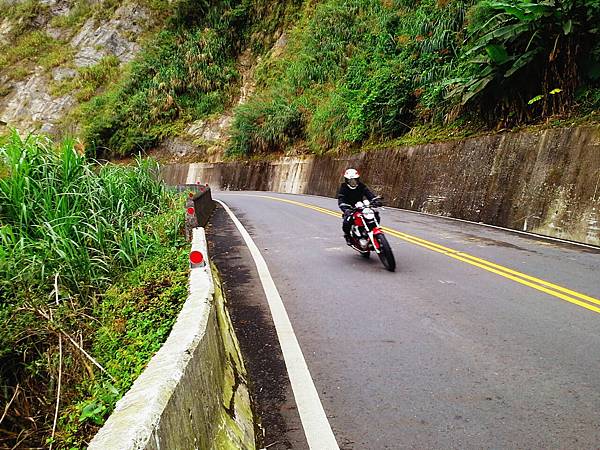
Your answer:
(161, 126), (600, 246)
(89, 229), (254, 450)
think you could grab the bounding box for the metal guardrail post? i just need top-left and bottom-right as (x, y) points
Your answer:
(183, 184), (215, 241)
(192, 185), (216, 227)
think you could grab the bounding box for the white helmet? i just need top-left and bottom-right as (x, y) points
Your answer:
(343, 168), (360, 189)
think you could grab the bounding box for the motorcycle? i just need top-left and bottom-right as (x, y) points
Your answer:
(345, 198), (396, 272)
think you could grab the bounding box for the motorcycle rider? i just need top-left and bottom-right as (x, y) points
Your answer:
(337, 168), (380, 245)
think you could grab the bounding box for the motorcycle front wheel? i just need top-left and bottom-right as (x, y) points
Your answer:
(376, 234), (396, 272)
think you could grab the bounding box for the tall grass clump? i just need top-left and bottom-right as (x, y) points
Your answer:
(229, 94), (304, 156)
(0, 131), (187, 447)
(0, 132), (168, 295)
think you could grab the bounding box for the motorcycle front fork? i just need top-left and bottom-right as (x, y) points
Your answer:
(356, 217), (381, 254)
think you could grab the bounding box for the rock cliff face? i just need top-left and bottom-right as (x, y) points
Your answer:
(69, 4), (147, 67)
(162, 125), (600, 246)
(1, 73), (74, 133)
(0, 0), (151, 134)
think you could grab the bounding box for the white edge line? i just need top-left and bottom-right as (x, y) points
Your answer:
(215, 199), (339, 450)
(218, 192), (600, 251)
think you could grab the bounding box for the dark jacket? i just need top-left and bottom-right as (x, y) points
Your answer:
(337, 182), (376, 212)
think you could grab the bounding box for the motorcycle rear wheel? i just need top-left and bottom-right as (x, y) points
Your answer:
(376, 234), (396, 272)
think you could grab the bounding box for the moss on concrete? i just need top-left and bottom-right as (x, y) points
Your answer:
(211, 263), (255, 450)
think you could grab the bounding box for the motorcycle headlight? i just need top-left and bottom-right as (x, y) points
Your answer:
(363, 208), (375, 220)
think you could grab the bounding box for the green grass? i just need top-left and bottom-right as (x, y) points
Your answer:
(363, 118), (485, 150)
(0, 0), (48, 37)
(79, 26), (238, 156)
(49, 0), (93, 31)
(51, 55), (121, 101)
(228, 0), (469, 156)
(10, 65), (32, 80)
(56, 246), (189, 447)
(0, 31), (68, 72)
(0, 131), (189, 448)
(0, 132), (171, 295)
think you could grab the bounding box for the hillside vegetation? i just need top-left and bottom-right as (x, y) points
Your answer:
(78, 0), (599, 158)
(79, 0), (301, 157)
(228, 0), (600, 156)
(2, 1), (598, 158)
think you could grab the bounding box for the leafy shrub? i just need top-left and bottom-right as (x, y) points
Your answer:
(229, 95), (304, 156)
(446, 0), (600, 124)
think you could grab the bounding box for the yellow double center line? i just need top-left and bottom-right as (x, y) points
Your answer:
(253, 195), (600, 315)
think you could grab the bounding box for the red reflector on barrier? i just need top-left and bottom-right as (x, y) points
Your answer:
(190, 250), (204, 265)
(187, 207), (195, 215)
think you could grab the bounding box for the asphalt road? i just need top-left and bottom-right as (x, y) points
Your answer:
(209, 191), (600, 450)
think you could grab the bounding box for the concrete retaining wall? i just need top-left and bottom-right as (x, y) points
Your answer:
(89, 228), (255, 450)
(161, 126), (600, 246)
